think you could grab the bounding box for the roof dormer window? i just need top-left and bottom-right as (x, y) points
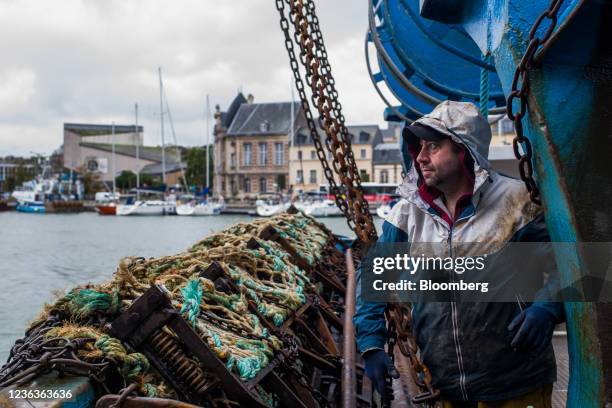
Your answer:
(259, 120), (270, 132)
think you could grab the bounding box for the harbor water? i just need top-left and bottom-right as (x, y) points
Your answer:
(0, 212), (382, 362)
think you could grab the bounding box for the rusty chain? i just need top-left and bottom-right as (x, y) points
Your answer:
(386, 306), (441, 407)
(507, 0), (564, 205)
(276, 0), (355, 235)
(0, 316), (115, 392)
(276, 0), (377, 244)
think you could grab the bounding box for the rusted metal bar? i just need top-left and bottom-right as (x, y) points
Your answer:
(96, 395), (203, 408)
(110, 285), (270, 407)
(343, 249), (357, 408)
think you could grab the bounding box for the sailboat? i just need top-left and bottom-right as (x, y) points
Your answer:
(95, 123), (119, 215)
(176, 200), (222, 216)
(176, 95), (222, 216)
(117, 68), (187, 216)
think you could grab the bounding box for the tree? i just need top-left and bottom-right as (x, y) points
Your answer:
(77, 165), (103, 197)
(115, 170), (137, 190)
(184, 146), (213, 192)
(114, 170), (156, 191)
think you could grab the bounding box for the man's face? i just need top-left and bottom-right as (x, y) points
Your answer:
(415, 138), (463, 189)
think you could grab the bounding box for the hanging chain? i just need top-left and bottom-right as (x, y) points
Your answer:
(386, 305), (441, 407)
(507, 0), (564, 205)
(276, 0), (377, 244)
(276, 0), (354, 233)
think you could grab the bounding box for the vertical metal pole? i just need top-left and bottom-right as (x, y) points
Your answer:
(343, 249), (357, 408)
(206, 95), (210, 191)
(135, 103), (140, 202)
(111, 122), (116, 195)
(159, 66), (166, 186)
(290, 79), (295, 187)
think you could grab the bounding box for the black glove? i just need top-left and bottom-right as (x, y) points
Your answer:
(508, 306), (556, 353)
(363, 349), (400, 399)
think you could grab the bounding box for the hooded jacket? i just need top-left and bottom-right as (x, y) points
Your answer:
(353, 101), (564, 401)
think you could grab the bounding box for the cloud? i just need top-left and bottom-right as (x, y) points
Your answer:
(0, 0), (387, 157)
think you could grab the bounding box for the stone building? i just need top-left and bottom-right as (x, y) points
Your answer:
(63, 123), (180, 187)
(214, 94), (304, 199)
(288, 125), (382, 191)
(373, 142), (403, 184)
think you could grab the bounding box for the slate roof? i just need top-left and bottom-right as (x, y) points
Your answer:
(227, 102), (301, 136)
(79, 143), (180, 163)
(293, 124), (382, 146)
(373, 143), (402, 165)
(65, 123), (143, 136)
(141, 161), (185, 175)
(223, 93), (248, 128)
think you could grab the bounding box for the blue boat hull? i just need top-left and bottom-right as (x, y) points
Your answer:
(16, 202), (46, 213)
(380, 0), (612, 405)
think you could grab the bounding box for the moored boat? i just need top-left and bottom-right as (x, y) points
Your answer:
(255, 201), (289, 217)
(116, 200), (175, 216)
(176, 201), (222, 216)
(95, 202), (117, 215)
(15, 200), (46, 214)
(295, 199), (342, 217)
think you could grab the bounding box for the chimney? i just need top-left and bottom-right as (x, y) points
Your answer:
(247, 94), (254, 104)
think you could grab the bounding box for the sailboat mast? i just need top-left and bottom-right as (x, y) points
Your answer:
(158, 66), (166, 185)
(111, 122), (116, 195)
(135, 103), (140, 202)
(205, 94), (210, 191)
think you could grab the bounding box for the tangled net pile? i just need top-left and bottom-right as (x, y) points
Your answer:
(23, 212), (334, 399)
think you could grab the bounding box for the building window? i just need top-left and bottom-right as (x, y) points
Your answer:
(258, 142), (267, 165)
(243, 143), (252, 166)
(274, 143), (284, 165)
(360, 149), (366, 159)
(244, 178), (251, 193)
(380, 170), (389, 183)
(259, 121), (270, 132)
(276, 174), (286, 191)
(296, 170), (303, 184)
(359, 131), (369, 143)
(230, 153), (236, 168)
(309, 169), (317, 184)
(297, 150), (302, 160)
(360, 169), (369, 182)
(259, 177), (267, 193)
(310, 150), (316, 160)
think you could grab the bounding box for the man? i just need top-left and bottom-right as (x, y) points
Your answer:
(354, 101), (563, 407)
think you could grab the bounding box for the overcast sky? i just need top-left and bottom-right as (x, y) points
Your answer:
(0, 0), (389, 157)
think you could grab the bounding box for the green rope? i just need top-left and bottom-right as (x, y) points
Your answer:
(61, 288), (121, 319)
(95, 335), (150, 381)
(180, 279), (203, 326)
(480, 53), (491, 118)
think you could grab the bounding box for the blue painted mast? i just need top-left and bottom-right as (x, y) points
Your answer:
(371, 0), (612, 405)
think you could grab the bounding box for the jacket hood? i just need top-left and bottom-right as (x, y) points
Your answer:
(399, 101), (492, 200)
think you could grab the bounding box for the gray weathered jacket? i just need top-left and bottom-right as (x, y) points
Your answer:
(353, 101), (563, 401)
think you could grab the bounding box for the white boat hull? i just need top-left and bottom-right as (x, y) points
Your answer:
(256, 203), (289, 217)
(116, 204), (136, 216)
(295, 200), (342, 217)
(176, 203), (221, 216)
(116, 201), (175, 216)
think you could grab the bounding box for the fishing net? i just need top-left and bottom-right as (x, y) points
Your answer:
(18, 212), (335, 400)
